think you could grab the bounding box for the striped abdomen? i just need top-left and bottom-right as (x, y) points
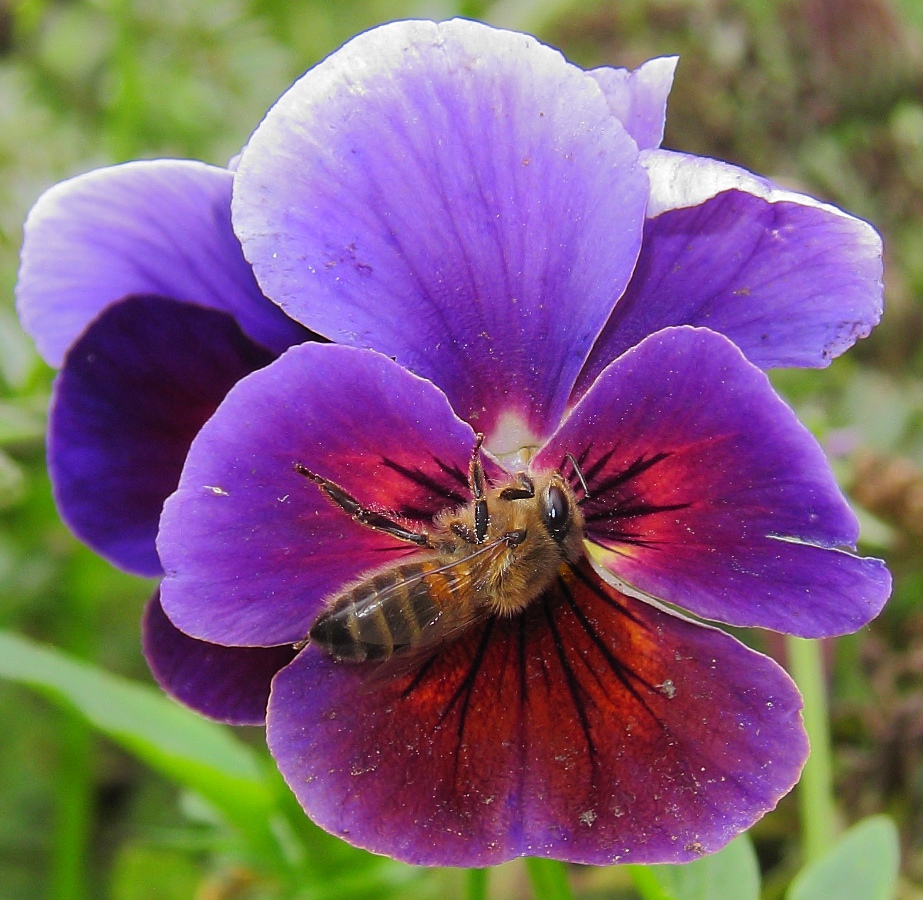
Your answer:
(309, 558), (479, 662)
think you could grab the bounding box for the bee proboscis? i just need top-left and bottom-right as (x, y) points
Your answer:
(295, 436), (586, 666)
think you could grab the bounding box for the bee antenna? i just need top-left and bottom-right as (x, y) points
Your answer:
(565, 452), (590, 501)
(293, 462), (322, 484)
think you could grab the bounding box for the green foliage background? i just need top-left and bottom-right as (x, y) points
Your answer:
(1, 0), (922, 897)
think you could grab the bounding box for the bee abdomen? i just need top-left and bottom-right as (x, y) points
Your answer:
(309, 561), (458, 662)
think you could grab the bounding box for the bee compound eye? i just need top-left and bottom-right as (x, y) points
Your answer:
(543, 484), (571, 541)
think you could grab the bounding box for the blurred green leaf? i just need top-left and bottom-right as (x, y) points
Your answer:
(0, 449), (25, 509)
(629, 835), (760, 900)
(0, 631), (279, 846)
(786, 816), (900, 900)
(0, 399), (46, 446)
(108, 844), (201, 900)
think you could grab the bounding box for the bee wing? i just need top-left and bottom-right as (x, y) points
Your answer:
(358, 537), (510, 691)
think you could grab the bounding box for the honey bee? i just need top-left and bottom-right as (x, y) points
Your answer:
(295, 436), (587, 664)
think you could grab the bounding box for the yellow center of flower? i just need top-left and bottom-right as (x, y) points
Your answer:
(486, 410), (541, 470)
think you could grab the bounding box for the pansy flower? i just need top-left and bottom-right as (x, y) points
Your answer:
(18, 19), (890, 867)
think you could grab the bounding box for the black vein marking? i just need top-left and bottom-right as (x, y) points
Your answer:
(591, 534), (665, 553)
(585, 500), (692, 524)
(400, 652), (440, 699)
(517, 614), (529, 717)
(563, 577), (658, 702)
(516, 614), (529, 827)
(556, 574), (660, 723)
(394, 502), (443, 521)
(570, 563), (648, 629)
(435, 619), (495, 732)
(543, 600), (598, 758)
(580, 447), (617, 486)
(447, 619), (497, 785)
(587, 451), (673, 498)
(433, 456), (471, 491)
(381, 456), (468, 505)
(369, 544), (421, 555)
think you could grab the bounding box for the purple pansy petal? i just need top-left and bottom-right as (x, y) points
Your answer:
(16, 159), (308, 366)
(539, 327), (890, 637)
(267, 560), (806, 866)
(589, 56), (678, 150)
(159, 343), (481, 647)
(572, 150), (883, 393)
(49, 296), (275, 577)
(234, 18), (648, 445)
(143, 594), (295, 725)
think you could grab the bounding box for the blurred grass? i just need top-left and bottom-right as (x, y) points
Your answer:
(1, 0), (922, 897)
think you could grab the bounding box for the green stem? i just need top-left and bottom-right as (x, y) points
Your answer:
(465, 868), (489, 900)
(524, 858), (573, 900)
(50, 561), (97, 900)
(50, 710), (92, 900)
(786, 635), (838, 863)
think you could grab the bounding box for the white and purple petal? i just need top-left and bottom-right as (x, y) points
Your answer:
(573, 151), (883, 393)
(267, 561), (806, 866)
(539, 327), (891, 637)
(158, 343), (481, 647)
(143, 594), (295, 725)
(50, 296), (276, 577)
(589, 56), (678, 151)
(233, 18), (648, 445)
(17, 159), (309, 366)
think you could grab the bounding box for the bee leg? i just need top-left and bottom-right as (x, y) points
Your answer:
(503, 529), (527, 546)
(468, 433), (489, 543)
(450, 521), (481, 545)
(294, 463), (434, 548)
(499, 472), (535, 501)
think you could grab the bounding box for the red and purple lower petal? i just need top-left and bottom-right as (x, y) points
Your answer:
(233, 19), (648, 443)
(49, 295), (275, 576)
(267, 560), (806, 867)
(16, 159), (309, 366)
(540, 327), (890, 637)
(143, 594), (295, 725)
(159, 343), (482, 647)
(573, 150), (883, 395)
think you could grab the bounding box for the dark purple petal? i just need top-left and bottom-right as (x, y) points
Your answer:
(143, 593), (295, 725)
(539, 327), (890, 637)
(159, 344), (480, 647)
(49, 296), (275, 576)
(589, 56), (678, 150)
(267, 560), (806, 866)
(574, 151), (883, 393)
(16, 160), (309, 366)
(234, 19), (648, 447)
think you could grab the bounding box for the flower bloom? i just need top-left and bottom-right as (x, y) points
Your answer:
(18, 19), (890, 867)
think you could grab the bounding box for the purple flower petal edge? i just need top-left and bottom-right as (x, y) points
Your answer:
(267, 561), (806, 866)
(542, 327), (890, 637)
(158, 343), (480, 646)
(589, 55), (678, 150)
(233, 18), (648, 445)
(17, 159), (307, 366)
(49, 295), (274, 576)
(573, 151), (884, 391)
(143, 594), (295, 726)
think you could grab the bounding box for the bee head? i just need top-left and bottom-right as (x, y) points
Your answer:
(542, 481), (571, 541)
(537, 475), (584, 564)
